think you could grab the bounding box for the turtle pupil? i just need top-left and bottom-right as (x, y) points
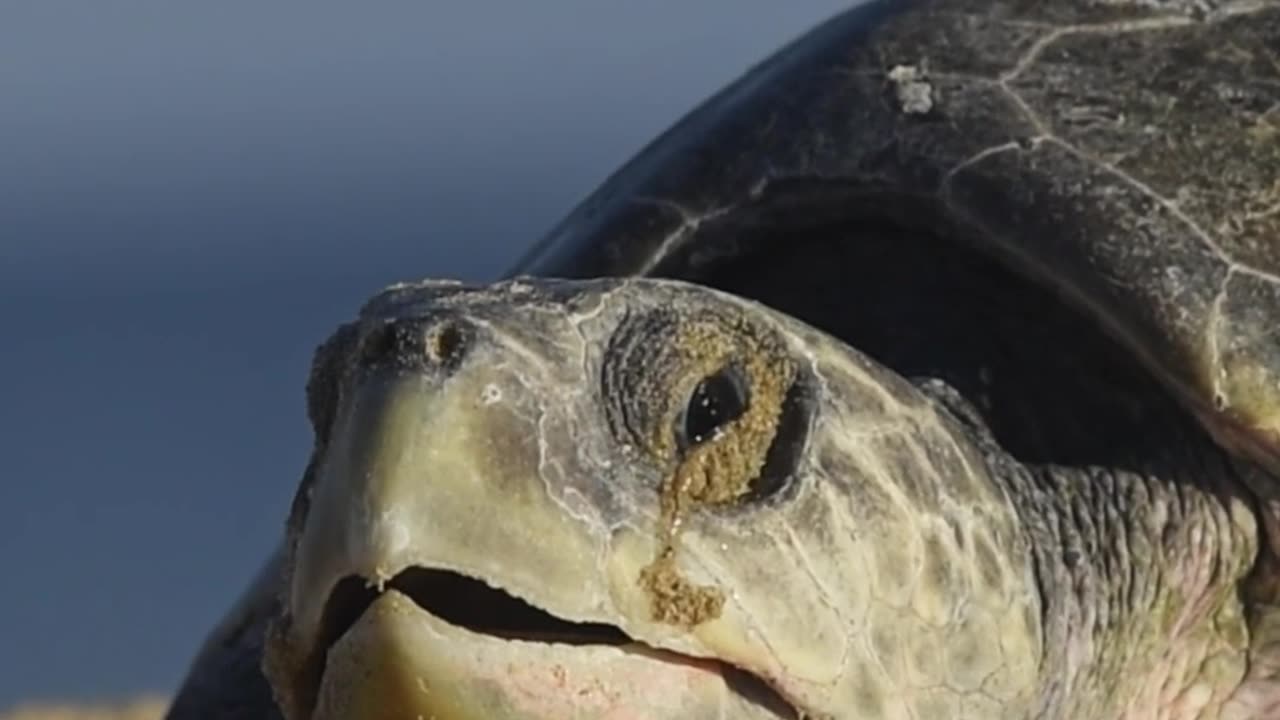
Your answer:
(683, 367), (748, 447)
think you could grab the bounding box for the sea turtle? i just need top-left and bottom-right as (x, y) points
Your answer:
(167, 0), (1280, 718)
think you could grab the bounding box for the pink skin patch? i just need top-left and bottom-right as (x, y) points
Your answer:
(496, 653), (731, 719)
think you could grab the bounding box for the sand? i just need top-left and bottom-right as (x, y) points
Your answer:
(0, 698), (168, 720)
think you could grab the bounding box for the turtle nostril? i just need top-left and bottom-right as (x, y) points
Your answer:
(356, 316), (471, 371)
(424, 320), (468, 369)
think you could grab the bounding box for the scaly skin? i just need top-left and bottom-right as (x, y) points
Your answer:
(925, 380), (1261, 719)
(262, 278), (1270, 719)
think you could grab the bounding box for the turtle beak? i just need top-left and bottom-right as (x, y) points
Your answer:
(261, 312), (796, 720)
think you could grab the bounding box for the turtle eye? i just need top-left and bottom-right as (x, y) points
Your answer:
(679, 365), (749, 448)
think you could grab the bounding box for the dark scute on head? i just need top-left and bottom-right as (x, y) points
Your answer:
(305, 322), (359, 446)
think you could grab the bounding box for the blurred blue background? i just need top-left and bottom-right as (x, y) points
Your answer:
(0, 1), (852, 708)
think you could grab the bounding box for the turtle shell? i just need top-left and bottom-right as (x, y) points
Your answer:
(515, 0), (1280, 473)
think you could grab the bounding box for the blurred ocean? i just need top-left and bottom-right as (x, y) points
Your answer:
(0, 1), (852, 706)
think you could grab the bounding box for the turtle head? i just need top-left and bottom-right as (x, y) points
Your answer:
(263, 277), (1039, 719)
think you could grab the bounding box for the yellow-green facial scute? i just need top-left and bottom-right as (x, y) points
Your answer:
(262, 277), (1043, 720)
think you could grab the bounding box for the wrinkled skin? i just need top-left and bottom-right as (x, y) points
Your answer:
(256, 278), (1264, 719)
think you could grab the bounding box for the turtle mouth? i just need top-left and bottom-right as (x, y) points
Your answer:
(293, 566), (798, 719)
(319, 568), (631, 649)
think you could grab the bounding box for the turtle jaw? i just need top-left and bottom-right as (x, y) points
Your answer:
(262, 361), (800, 720)
(279, 576), (794, 720)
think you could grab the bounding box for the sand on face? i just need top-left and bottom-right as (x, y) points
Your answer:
(0, 697), (168, 720)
